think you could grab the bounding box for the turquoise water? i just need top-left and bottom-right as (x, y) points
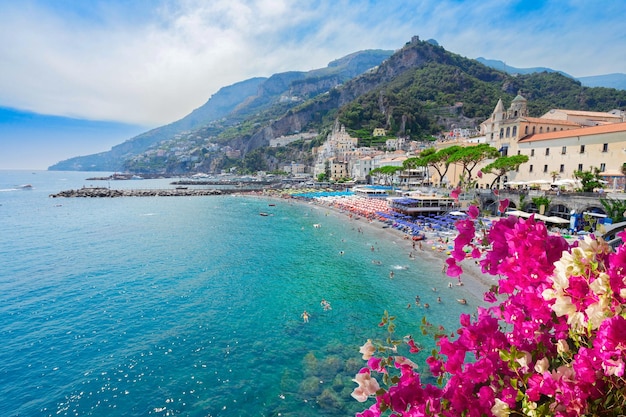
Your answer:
(0, 171), (485, 416)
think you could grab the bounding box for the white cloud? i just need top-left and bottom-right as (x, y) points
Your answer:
(0, 0), (624, 127)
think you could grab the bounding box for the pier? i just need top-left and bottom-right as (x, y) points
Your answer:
(50, 187), (230, 198)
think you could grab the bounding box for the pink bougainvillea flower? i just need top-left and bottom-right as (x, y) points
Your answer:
(498, 198), (509, 214)
(450, 187), (461, 200)
(468, 205), (479, 219)
(477, 170), (483, 178)
(406, 337), (420, 353)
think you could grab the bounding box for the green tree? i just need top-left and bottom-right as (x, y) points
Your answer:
(408, 146), (463, 186)
(371, 165), (401, 186)
(447, 144), (500, 185)
(574, 167), (605, 192)
(600, 198), (626, 223)
(481, 155), (529, 188)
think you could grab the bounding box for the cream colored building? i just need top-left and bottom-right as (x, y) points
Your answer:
(514, 122), (626, 188)
(469, 95), (626, 188)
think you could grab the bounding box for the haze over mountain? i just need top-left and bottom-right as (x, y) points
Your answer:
(476, 58), (626, 91)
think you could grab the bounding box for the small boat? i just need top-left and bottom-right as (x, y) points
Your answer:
(259, 212), (270, 216)
(18, 184), (33, 189)
(268, 204), (276, 207)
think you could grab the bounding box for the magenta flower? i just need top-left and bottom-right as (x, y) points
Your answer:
(355, 213), (626, 417)
(498, 198), (509, 214)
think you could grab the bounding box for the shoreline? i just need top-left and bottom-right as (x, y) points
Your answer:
(246, 191), (497, 304)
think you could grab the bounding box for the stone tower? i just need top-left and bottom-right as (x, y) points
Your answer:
(507, 93), (528, 119)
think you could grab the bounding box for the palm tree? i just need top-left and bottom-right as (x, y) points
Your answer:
(550, 171), (559, 183)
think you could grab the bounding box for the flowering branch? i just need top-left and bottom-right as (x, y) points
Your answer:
(353, 207), (626, 416)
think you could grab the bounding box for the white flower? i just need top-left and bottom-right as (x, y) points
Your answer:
(515, 351), (532, 372)
(394, 356), (418, 369)
(351, 369), (380, 402)
(491, 398), (510, 417)
(534, 357), (549, 373)
(556, 339), (570, 355)
(359, 339), (376, 360)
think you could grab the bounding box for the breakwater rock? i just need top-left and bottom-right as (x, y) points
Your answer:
(50, 187), (226, 198)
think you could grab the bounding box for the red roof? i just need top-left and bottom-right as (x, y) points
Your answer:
(519, 121), (626, 143)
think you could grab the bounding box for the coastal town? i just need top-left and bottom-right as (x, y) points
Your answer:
(51, 94), (626, 240)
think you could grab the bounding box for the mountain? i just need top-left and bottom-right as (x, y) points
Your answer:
(49, 38), (626, 175)
(49, 49), (394, 171)
(476, 57), (626, 91)
(577, 73), (626, 91)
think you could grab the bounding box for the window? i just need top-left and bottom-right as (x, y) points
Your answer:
(532, 126), (536, 134)
(561, 146), (567, 155)
(525, 126), (529, 135)
(578, 164), (583, 171)
(580, 145), (585, 153)
(560, 164), (564, 173)
(539, 127), (543, 133)
(512, 126), (517, 137)
(531, 149), (535, 157)
(506, 127), (510, 137)
(500, 128), (504, 139)
(545, 148), (550, 156)
(600, 163), (606, 172)
(543, 165), (548, 173)
(529, 165), (534, 173)
(602, 143), (608, 152)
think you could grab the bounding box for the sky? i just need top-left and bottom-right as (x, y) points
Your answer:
(1, 0), (625, 170)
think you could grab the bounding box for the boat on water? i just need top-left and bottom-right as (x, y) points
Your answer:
(18, 184), (33, 189)
(259, 212), (270, 216)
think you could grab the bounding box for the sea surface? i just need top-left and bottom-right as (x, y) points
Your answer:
(0, 170), (485, 417)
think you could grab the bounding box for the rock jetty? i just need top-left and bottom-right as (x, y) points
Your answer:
(50, 187), (225, 198)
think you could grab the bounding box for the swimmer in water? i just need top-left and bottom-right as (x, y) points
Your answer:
(301, 311), (310, 322)
(389, 271), (394, 279)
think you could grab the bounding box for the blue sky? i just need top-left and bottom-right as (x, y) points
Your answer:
(1, 0), (625, 169)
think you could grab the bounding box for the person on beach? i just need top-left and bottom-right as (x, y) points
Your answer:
(301, 311), (310, 322)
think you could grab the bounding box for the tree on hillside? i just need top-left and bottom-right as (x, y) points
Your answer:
(481, 155), (530, 188)
(371, 165), (401, 186)
(447, 144), (500, 185)
(574, 167), (605, 192)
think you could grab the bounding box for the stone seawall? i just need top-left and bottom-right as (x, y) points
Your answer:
(50, 187), (230, 198)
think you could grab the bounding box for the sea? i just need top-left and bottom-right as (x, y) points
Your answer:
(0, 170), (487, 417)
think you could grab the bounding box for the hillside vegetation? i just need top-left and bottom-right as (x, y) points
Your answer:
(49, 38), (626, 174)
